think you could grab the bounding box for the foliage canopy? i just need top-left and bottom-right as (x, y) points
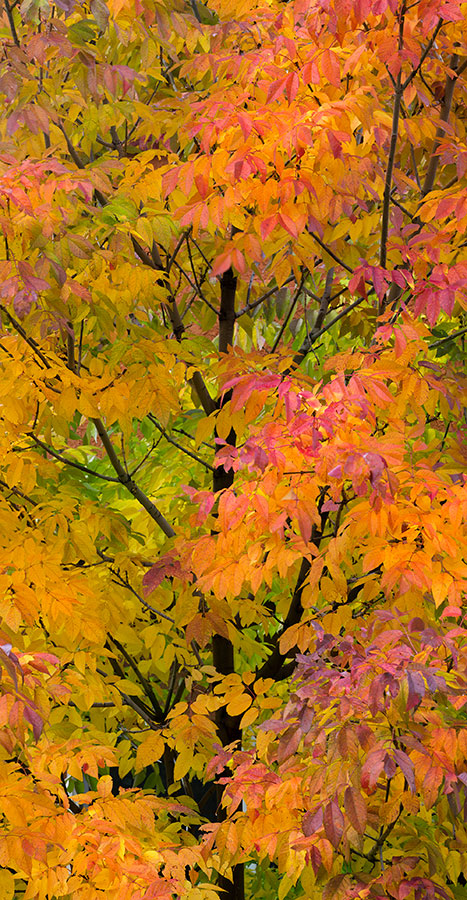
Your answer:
(0, 0), (466, 898)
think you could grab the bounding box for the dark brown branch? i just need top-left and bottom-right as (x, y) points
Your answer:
(235, 274), (297, 318)
(107, 635), (164, 721)
(147, 416), (214, 471)
(218, 267), (237, 352)
(291, 294), (368, 369)
(380, 3), (406, 273)
(3, 0), (20, 45)
(28, 433), (121, 482)
(109, 568), (176, 623)
(256, 556), (311, 681)
(429, 325), (467, 348)
(1, 305), (50, 369)
(309, 233), (353, 274)
(0, 477), (36, 506)
(422, 53), (459, 197)
(271, 275), (305, 352)
(91, 417), (176, 538)
(402, 18), (444, 89)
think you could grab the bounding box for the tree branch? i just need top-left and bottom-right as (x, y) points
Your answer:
(309, 232), (353, 274)
(380, 3), (406, 273)
(291, 294), (368, 369)
(218, 267), (237, 353)
(107, 635), (165, 722)
(147, 415), (214, 471)
(422, 53), (459, 197)
(91, 417), (176, 538)
(1, 305), (50, 369)
(3, 0), (20, 46)
(271, 275), (305, 352)
(402, 18), (444, 90)
(28, 433), (121, 482)
(429, 325), (467, 348)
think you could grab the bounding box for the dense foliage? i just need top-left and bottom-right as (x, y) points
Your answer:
(0, 0), (466, 898)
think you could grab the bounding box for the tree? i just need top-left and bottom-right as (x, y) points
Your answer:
(0, 0), (466, 897)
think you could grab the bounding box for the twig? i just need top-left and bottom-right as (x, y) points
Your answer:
(380, 2), (406, 273)
(109, 568), (175, 623)
(0, 477), (36, 506)
(236, 275), (297, 317)
(422, 53), (459, 197)
(128, 440), (159, 478)
(108, 634), (164, 721)
(3, 0), (20, 45)
(410, 144), (422, 190)
(1, 305), (50, 369)
(28, 433), (120, 482)
(291, 294), (368, 368)
(271, 276), (305, 352)
(77, 320), (84, 376)
(91, 417), (176, 538)
(402, 18), (444, 89)
(167, 229), (190, 272)
(309, 232), (353, 274)
(147, 415), (214, 471)
(428, 325), (467, 348)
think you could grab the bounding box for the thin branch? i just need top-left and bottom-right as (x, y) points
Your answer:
(380, 3), (406, 273)
(409, 144), (422, 190)
(185, 236), (218, 314)
(91, 417), (176, 538)
(167, 229), (190, 273)
(235, 275), (297, 318)
(109, 568), (175, 623)
(28, 433), (121, 482)
(428, 325), (467, 348)
(77, 320), (84, 376)
(291, 294), (368, 369)
(309, 232), (353, 274)
(147, 415), (214, 471)
(3, 0), (20, 45)
(128, 440), (159, 478)
(0, 477), (36, 506)
(1, 305), (50, 369)
(108, 634), (164, 721)
(271, 276), (305, 352)
(402, 18), (444, 89)
(422, 53), (459, 197)
(390, 194), (413, 218)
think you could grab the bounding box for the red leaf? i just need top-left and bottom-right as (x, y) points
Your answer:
(237, 112), (252, 140)
(23, 704), (43, 741)
(285, 71), (299, 103)
(278, 211), (298, 238)
(321, 49), (340, 87)
(17, 260), (49, 291)
(266, 76), (287, 105)
(211, 251), (232, 277)
(302, 806), (323, 836)
(361, 747), (385, 793)
(142, 554), (189, 594)
(323, 799), (344, 848)
(344, 786), (367, 834)
(393, 749), (415, 792)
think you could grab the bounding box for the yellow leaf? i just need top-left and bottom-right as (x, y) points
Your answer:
(136, 732), (164, 771)
(226, 692), (252, 716)
(174, 746), (194, 781)
(97, 775), (113, 798)
(133, 217), (154, 248)
(195, 414), (215, 448)
(0, 870), (15, 900)
(240, 706), (258, 729)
